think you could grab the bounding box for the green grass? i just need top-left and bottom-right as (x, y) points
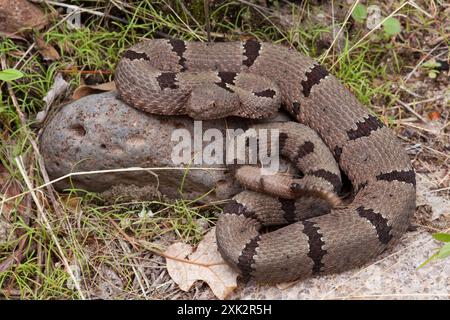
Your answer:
(0, 0), (448, 299)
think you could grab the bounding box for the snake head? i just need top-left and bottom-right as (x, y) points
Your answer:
(186, 85), (240, 120)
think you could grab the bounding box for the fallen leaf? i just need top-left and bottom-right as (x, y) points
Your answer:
(428, 111), (441, 121)
(43, 73), (69, 108)
(72, 81), (116, 100)
(37, 73), (70, 123)
(0, 0), (49, 38)
(36, 36), (60, 61)
(165, 227), (239, 299)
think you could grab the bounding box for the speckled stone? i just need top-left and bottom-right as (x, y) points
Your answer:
(39, 91), (252, 201)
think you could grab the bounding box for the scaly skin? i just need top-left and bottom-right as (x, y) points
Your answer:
(115, 39), (416, 283)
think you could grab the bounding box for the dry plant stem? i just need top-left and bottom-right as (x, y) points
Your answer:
(59, 69), (113, 75)
(13, 44), (36, 70)
(403, 42), (443, 82)
(177, 1), (206, 37)
(1, 167), (226, 206)
(0, 170), (35, 274)
(396, 100), (429, 123)
(320, 0), (360, 63)
(15, 156), (86, 299)
(408, 0), (434, 18)
(109, 219), (223, 268)
(118, 239), (150, 298)
(2, 52), (85, 298)
(1, 55), (64, 218)
(330, 1), (412, 69)
(15, 156), (86, 300)
(25, 161), (44, 294)
(42, 0), (128, 23)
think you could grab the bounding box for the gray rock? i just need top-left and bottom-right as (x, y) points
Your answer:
(40, 91), (258, 201)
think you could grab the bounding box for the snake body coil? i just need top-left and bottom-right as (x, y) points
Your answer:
(116, 39), (416, 283)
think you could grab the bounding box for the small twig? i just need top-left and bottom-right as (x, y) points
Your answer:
(13, 44), (36, 70)
(408, 0), (434, 18)
(42, 0), (128, 23)
(118, 239), (150, 298)
(330, 1), (410, 69)
(109, 219), (224, 268)
(396, 99), (429, 123)
(403, 123), (449, 137)
(426, 186), (450, 194)
(403, 42), (442, 82)
(1, 166), (226, 206)
(320, 0), (360, 63)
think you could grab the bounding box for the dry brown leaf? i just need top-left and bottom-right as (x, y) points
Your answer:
(72, 81), (116, 100)
(428, 111), (441, 121)
(43, 73), (69, 107)
(165, 227), (239, 299)
(0, 0), (49, 38)
(36, 36), (60, 61)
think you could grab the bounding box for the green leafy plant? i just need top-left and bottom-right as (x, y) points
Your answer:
(351, 4), (401, 37)
(382, 17), (401, 36)
(351, 4), (368, 23)
(422, 59), (443, 79)
(418, 233), (450, 268)
(0, 68), (24, 82)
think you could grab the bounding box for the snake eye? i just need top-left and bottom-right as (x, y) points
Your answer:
(290, 182), (301, 191)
